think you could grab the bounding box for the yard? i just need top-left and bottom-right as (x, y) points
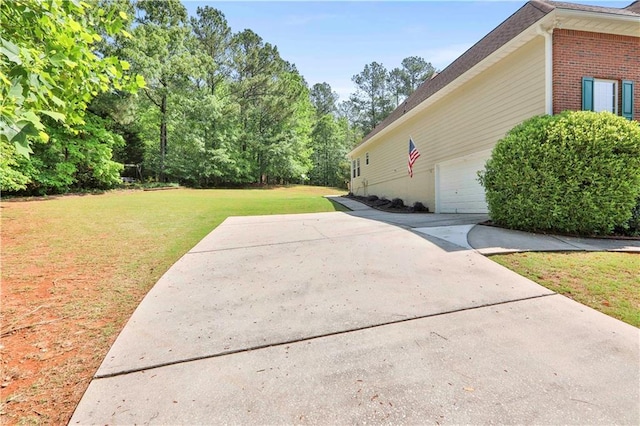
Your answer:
(491, 251), (639, 327)
(1, 187), (637, 424)
(0, 186), (347, 425)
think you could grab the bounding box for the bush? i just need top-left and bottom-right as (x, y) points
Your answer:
(373, 198), (390, 207)
(478, 111), (640, 236)
(390, 198), (405, 208)
(615, 198), (640, 237)
(367, 195), (379, 202)
(412, 201), (429, 212)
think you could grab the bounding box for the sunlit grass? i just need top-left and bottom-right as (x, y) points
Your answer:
(491, 252), (640, 327)
(0, 185), (347, 424)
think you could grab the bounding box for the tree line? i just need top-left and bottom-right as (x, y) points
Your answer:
(1, 0), (436, 194)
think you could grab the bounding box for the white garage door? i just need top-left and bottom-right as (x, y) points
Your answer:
(436, 151), (491, 214)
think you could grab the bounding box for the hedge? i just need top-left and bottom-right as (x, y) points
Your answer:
(478, 111), (640, 236)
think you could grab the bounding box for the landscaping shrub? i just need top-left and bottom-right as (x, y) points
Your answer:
(478, 111), (640, 236)
(373, 198), (390, 207)
(367, 195), (379, 202)
(412, 201), (429, 212)
(390, 198), (405, 208)
(615, 198), (640, 237)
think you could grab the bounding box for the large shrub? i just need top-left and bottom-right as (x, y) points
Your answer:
(479, 111), (640, 236)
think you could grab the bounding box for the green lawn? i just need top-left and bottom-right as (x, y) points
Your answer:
(1, 186), (347, 424)
(491, 252), (640, 327)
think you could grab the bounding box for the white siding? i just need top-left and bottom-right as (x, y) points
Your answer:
(350, 37), (546, 210)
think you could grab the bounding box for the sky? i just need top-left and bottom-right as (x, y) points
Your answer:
(181, 1), (631, 102)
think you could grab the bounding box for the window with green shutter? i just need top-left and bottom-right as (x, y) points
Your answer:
(582, 77), (622, 115)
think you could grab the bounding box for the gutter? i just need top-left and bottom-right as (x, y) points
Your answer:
(537, 23), (554, 115)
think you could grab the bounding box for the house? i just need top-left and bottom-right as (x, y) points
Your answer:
(348, 0), (639, 214)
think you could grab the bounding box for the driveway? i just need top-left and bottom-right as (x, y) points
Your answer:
(71, 211), (639, 424)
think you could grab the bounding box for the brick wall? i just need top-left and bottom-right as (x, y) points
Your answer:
(553, 29), (640, 121)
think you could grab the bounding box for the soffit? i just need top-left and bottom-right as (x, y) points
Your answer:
(554, 9), (640, 36)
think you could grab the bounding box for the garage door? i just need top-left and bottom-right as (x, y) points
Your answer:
(436, 151), (491, 214)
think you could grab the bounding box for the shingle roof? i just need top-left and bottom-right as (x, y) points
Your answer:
(627, 1), (640, 13)
(551, 1), (640, 16)
(355, 0), (639, 148)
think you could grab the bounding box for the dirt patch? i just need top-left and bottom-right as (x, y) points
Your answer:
(0, 202), (142, 425)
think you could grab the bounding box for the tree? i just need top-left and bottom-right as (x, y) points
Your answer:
(308, 82), (352, 188)
(229, 30), (313, 184)
(2, 113), (125, 194)
(191, 6), (232, 95)
(350, 62), (392, 134)
(309, 114), (351, 187)
(400, 56), (435, 95)
(387, 68), (406, 108)
(0, 0), (142, 156)
(310, 83), (338, 117)
(122, 0), (201, 181)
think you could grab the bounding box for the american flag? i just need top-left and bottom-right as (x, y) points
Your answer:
(408, 138), (421, 178)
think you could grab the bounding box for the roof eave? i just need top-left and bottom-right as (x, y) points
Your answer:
(349, 13), (554, 157)
(348, 4), (639, 158)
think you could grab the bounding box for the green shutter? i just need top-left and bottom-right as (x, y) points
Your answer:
(582, 76), (594, 111)
(621, 80), (634, 120)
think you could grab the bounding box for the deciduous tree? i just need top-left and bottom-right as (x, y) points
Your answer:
(0, 0), (142, 155)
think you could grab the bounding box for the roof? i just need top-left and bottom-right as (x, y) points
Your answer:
(627, 1), (640, 13)
(354, 0), (640, 149)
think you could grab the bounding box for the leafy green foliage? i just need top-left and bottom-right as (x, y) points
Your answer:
(1, 2), (361, 195)
(4, 114), (125, 194)
(309, 114), (352, 187)
(615, 198), (640, 236)
(350, 62), (393, 134)
(348, 56), (435, 133)
(0, 0), (143, 155)
(479, 111), (640, 235)
(0, 139), (31, 191)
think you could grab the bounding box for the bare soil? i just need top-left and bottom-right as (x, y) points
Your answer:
(0, 201), (145, 425)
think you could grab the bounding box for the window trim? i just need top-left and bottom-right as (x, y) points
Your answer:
(356, 158), (361, 177)
(582, 76), (620, 115)
(593, 78), (618, 114)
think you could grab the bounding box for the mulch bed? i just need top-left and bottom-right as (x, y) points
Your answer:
(344, 194), (430, 214)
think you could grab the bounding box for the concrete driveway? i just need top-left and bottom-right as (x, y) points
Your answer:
(71, 211), (639, 424)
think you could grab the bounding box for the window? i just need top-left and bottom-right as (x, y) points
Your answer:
(593, 79), (617, 113)
(352, 160), (356, 178)
(357, 158), (361, 177)
(365, 152), (369, 165)
(582, 77), (634, 120)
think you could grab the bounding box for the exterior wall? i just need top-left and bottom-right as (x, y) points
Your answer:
(553, 29), (640, 121)
(350, 36), (546, 210)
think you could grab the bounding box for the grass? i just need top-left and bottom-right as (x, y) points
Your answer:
(491, 251), (640, 327)
(0, 186), (347, 425)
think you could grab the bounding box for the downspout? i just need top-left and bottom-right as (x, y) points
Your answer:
(538, 24), (554, 115)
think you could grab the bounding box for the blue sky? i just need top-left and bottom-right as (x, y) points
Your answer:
(182, 1), (630, 102)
